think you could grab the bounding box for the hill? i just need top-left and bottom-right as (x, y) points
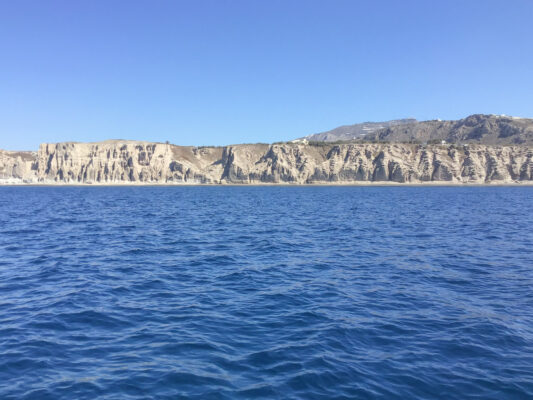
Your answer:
(297, 114), (533, 145)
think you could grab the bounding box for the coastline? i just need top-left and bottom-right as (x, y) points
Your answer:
(2, 180), (533, 187)
(2, 142), (532, 186)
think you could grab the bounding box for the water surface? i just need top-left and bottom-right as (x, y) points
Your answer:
(0, 187), (532, 399)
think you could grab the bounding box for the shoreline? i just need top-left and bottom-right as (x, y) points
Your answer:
(1, 181), (533, 187)
(3, 142), (532, 188)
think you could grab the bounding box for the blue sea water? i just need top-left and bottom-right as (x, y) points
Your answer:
(0, 186), (532, 399)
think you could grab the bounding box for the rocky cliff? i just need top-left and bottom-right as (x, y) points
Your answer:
(1, 140), (532, 184)
(0, 150), (37, 183)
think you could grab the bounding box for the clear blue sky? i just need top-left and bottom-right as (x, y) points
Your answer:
(1, 0), (532, 150)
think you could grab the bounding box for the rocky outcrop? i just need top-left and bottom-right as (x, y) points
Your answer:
(0, 150), (37, 183)
(1, 140), (532, 184)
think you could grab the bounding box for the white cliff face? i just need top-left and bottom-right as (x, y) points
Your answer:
(0, 141), (532, 184)
(0, 150), (36, 183)
(36, 141), (178, 183)
(217, 143), (533, 183)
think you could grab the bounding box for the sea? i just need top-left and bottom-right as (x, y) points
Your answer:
(0, 186), (532, 399)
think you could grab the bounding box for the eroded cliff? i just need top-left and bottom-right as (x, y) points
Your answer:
(1, 141), (532, 184)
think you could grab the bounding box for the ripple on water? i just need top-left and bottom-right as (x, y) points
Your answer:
(0, 186), (533, 399)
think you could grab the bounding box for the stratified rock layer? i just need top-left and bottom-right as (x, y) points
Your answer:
(1, 140), (532, 184)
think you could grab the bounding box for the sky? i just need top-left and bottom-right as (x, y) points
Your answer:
(1, 0), (532, 150)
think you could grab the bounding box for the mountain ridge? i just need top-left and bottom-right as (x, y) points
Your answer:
(297, 114), (533, 145)
(298, 119), (417, 142)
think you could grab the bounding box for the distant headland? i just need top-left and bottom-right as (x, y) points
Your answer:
(1, 114), (532, 185)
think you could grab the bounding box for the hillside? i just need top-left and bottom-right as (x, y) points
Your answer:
(299, 119), (417, 142)
(298, 114), (533, 145)
(364, 114), (533, 145)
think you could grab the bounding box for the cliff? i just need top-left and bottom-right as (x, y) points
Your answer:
(0, 150), (37, 183)
(1, 141), (532, 184)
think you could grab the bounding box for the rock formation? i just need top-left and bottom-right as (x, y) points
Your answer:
(1, 140), (532, 184)
(0, 150), (37, 183)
